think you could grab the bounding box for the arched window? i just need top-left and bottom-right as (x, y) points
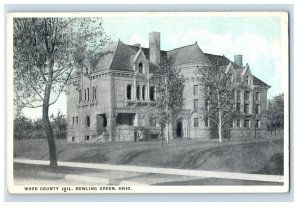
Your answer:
(136, 85), (140, 100)
(86, 116), (90, 127)
(142, 86), (146, 100)
(138, 62), (143, 73)
(126, 85), (132, 100)
(150, 86), (155, 101)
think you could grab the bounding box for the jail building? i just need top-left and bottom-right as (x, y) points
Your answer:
(67, 32), (270, 143)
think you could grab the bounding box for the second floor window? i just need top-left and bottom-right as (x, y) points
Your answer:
(256, 92), (260, 101)
(193, 85), (198, 95)
(86, 116), (90, 127)
(194, 99), (198, 110)
(255, 104), (260, 114)
(142, 86), (146, 100)
(78, 90), (82, 103)
(237, 90), (241, 100)
(244, 91), (250, 101)
(237, 119), (240, 127)
(92, 87), (97, 100)
(87, 88), (89, 102)
(136, 86), (140, 100)
(236, 103), (240, 112)
(205, 100), (209, 111)
(150, 86), (155, 101)
(244, 103), (250, 114)
(126, 85), (132, 100)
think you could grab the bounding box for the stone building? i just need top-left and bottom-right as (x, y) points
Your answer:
(67, 32), (270, 143)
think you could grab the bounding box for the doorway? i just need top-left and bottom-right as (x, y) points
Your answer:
(176, 121), (183, 138)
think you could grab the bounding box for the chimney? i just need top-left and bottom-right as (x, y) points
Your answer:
(149, 32), (160, 65)
(234, 55), (243, 67)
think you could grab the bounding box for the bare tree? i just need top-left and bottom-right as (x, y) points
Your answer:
(149, 57), (185, 144)
(197, 65), (237, 143)
(13, 17), (110, 166)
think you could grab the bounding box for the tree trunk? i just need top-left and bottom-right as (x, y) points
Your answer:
(160, 124), (164, 146)
(43, 104), (57, 167)
(43, 56), (58, 167)
(166, 119), (169, 144)
(218, 112), (222, 143)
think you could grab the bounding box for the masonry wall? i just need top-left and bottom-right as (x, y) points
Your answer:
(67, 74), (113, 143)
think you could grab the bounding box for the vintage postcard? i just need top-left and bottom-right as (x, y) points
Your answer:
(6, 12), (289, 193)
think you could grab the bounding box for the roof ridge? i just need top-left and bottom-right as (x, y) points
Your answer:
(167, 43), (198, 52)
(204, 52), (224, 57)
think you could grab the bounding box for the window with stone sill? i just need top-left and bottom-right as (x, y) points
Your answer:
(150, 86), (156, 101)
(138, 62), (143, 73)
(126, 85), (132, 100)
(86, 116), (90, 127)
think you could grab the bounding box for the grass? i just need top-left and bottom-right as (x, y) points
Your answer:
(14, 137), (284, 175)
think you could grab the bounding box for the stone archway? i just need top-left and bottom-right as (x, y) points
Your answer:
(176, 121), (183, 138)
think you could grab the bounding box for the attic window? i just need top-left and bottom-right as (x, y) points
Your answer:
(138, 62), (143, 73)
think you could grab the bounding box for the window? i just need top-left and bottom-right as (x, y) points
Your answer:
(255, 104), (260, 114)
(142, 86), (146, 100)
(78, 90), (82, 103)
(194, 118), (199, 127)
(126, 85), (132, 100)
(138, 62), (143, 73)
(136, 86), (140, 100)
(149, 116), (156, 127)
(72, 117), (75, 125)
(246, 76), (249, 84)
(256, 92), (260, 101)
(71, 137), (75, 142)
(193, 85), (198, 95)
(236, 103), (240, 112)
(256, 120), (260, 128)
(244, 103), (250, 114)
(205, 100), (209, 111)
(244, 119), (250, 128)
(92, 87), (97, 100)
(194, 99), (198, 110)
(237, 119), (241, 127)
(237, 90), (241, 100)
(244, 91), (250, 101)
(84, 89), (86, 102)
(87, 88), (89, 102)
(150, 86), (156, 101)
(86, 116), (90, 127)
(205, 118), (209, 127)
(85, 136), (90, 141)
(116, 113), (136, 126)
(76, 116), (78, 124)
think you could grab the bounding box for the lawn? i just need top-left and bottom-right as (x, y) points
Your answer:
(13, 137), (284, 175)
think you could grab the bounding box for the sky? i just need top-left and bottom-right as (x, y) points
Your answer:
(22, 14), (287, 119)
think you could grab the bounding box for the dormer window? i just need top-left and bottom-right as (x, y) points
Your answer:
(138, 62), (143, 73)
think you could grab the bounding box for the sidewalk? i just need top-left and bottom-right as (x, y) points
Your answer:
(14, 158), (284, 185)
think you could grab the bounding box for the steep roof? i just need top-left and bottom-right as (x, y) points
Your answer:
(91, 41), (137, 73)
(77, 39), (269, 88)
(167, 43), (212, 66)
(253, 76), (269, 87)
